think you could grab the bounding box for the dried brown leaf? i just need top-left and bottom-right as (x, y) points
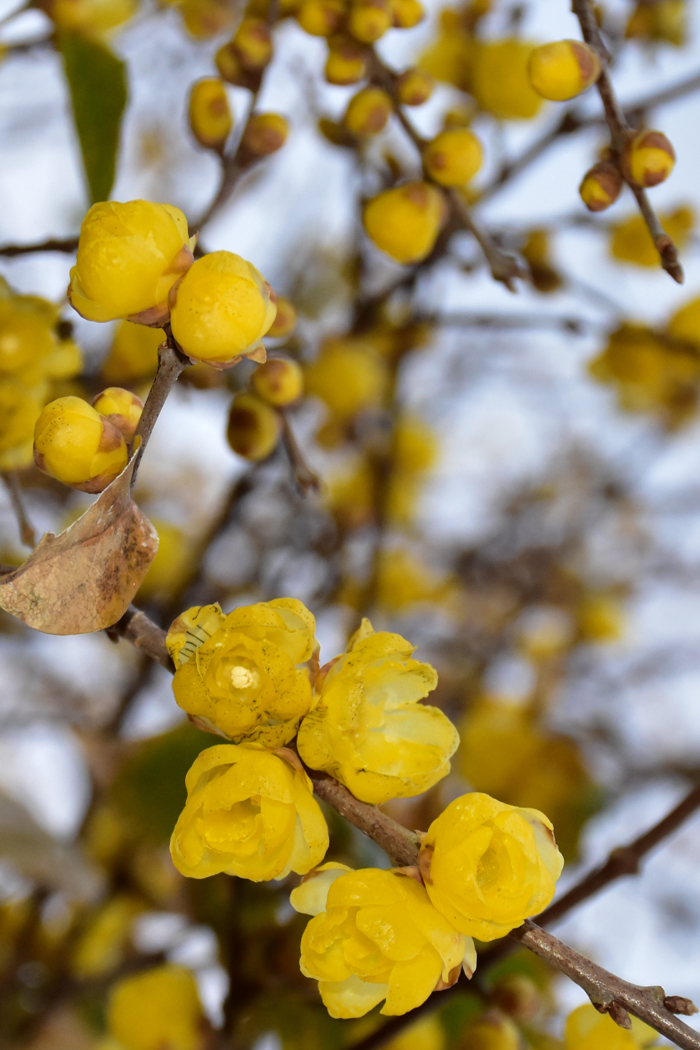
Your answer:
(0, 456), (157, 635)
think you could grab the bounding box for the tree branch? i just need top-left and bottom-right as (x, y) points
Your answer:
(1, 471), (36, 547)
(0, 237), (78, 257)
(130, 333), (190, 486)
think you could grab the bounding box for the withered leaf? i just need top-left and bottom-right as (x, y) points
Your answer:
(0, 456), (158, 635)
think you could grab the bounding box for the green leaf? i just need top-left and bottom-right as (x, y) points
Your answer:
(60, 32), (128, 204)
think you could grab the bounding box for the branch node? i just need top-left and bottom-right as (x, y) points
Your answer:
(665, 997), (700, 1017)
(599, 1001), (633, 1030)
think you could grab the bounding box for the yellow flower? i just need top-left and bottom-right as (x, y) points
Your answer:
(344, 87), (393, 136)
(107, 964), (203, 1050)
(170, 744), (328, 880)
(227, 392), (281, 461)
(385, 1014), (445, 1050)
(240, 113), (290, 158)
(667, 291), (700, 348)
(419, 792), (564, 940)
(424, 128), (483, 186)
(396, 68), (434, 107)
(188, 78), (233, 151)
(579, 161), (623, 213)
(458, 1013), (521, 1050)
(625, 0), (685, 46)
(251, 356), (304, 406)
(376, 549), (457, 613)
(621, 130), (675, 189)
(0, 380), (44, 471)
(609, 206), (694, 267)
(419, 11), (475, 91)
(69, 200), (195, 324)
(565, 1003), (658, 1050)
(472, 40), (543, 121)
(577, 593), (624, 642)
(92, 386), (143, 442)
(363, 182), (444, 264)
(170, 251), (277, 367)
(291, 865), (475, 1018)
(166, 600), (316, 745)
(100, 321), (162, 385)
(71, 895), (144, 979)
(136, 520), (193, 603)
(305, 338), (386, 420)
(33, 395), (128, 493)
(527, 40), (600, 102)
(297, 620), (459, 804)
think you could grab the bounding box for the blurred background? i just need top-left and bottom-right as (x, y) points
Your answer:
(2, 0), (700, 1046)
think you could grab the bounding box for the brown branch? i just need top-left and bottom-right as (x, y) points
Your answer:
(571, 0), (684, 283)
(279, 411), (321, 495)
(511, 921), (700, 1049)
(110, 605), (172, 669)
(424, 310), (600, 334)
(130, 333), (189, 486)
(1, 471), (36, 547)
(369, 53), (526, 291)
(0, 236), (78, 257)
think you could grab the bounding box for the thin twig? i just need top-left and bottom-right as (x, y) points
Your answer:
(0, 236), (78, 258)
(1, 471), (36, 547)
(130, 333), (189, 486)
(279, 411), (321, 495)
(424, 310), (601, 334)
(571, 0), (684, 283)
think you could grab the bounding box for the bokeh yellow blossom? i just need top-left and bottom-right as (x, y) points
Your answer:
(107, 965), (203, 1050)
(420, 792), (564, 940)
(291, 865), (475, 1018)
(170, 743), (328, 880)
(609, 207), (694, 268)
(565, 1003), (658, 1050)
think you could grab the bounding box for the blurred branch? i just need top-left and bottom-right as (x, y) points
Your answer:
(1, 471), (36, 547)
(572, 0), (684, 283)
(0, 236), (78, 257)
(425, 310), (602, 334)
(279, 411), (321, 495)
(110, 605), (172, 669)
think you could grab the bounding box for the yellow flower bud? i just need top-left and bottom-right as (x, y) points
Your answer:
(297, 620), (459, 804)
(92, 386), (144, 442)
(291, 865), (476, 1018)
(363, 181), (444, 264)
(579, 159), (623, 212)
(71, 895), (144, 979)
(240, 112), (289, 158)
(348, 0), (391, 42)
(137, 520), (193, 603)
(527, 40), (600, 101)
(69, 200), (194, 325)
(107, 965), (203, 1050)
(182, 0), (237, 38)
(621, 129), (675, 188)
(472, 40), (543, 121)
(390, 0), (424, 27)
(609, 206), (694, 267)
(0, 380), (44, 472)
(577, 593), (624, 642)
(215, 42), (249, 88)
(171, 744), (329, 880)
(459, 1012), (521, 1050)
(227, 392), (281, 460)
(396, 67), (434, 106)
(424, 127), (482, 186)
(34, 395), (128, 493)
(385, 1014), (445, 1050)
(101, 321), (162, 384)
(521, 229), (562, 294)
(625, 0), (685, 47)
(344, 86), (393, 136)
(297, 0), (344, 36)
(170, 251), (276, 366)
(188, 78), (233, 151)
(251, 356), (304, 406)
(419, 792), (564, 940)
(565, 1003), (658, 1050)
(0, 299), (59, 383)
(166, 598), (316, 744)
(491, 974), (542, 1021)
(267, 296), (297, 338)
(325, 36), (368, 84)
(305, 337), (386, 418)
(231, 16), (273, 68)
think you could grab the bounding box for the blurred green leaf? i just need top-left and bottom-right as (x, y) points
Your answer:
(60, 32), (127, 204)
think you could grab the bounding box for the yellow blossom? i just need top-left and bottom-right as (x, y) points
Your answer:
(385, 1013), (445, 1050)
(459, 1012), (521, 1050)
(363, 181), (444, 264)
(376, 549), (457, 613)
(188, 78), (233, 151)
(107, 964), (203, 1050)
(419, 792), (564, 940)
(527, 40), (600, 102)
(577, 593), (624, 642)
(419, 11), (475, 92)
(227, 392), (281, 461)
(424, 128), (483, 186)
(166, 599), (316, 745)
(251, 356), (304, 406)
(291, 865), (475, 1018)
(71, 895), (144, 979)
(100, 321), (162, 385)
(136, 520), (193, 603)
(472, 40), (543, 121)
(170, 744), (328, 880)
(69, 200), (195, 325)
(625, 0), (685, 46)
(565, 1003), (658, 1050)
(667, 292), (700, 348)
(609, 206), (694, 267)
(305, 338), (386, 420)
(170, 251), (277, 367)
(0, 381), (45, 472)
(297, 620), (459, 804)
(33, 395), (128, 492)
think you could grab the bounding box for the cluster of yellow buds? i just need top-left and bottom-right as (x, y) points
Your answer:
(0, 278), (82, 473)
(217, 16), (273, 90)
(295, 0), (423, 45)
(68, 200), (278, 369)
(33, 387), (143, 492)
(165, 593), (563, 1019)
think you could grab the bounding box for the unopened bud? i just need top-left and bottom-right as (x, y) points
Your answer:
(268, 297), (298, 338)
(527, 39), (601, 101)
(297, 0), (344, 36)
(363, 180), (445, 264)
(621, 129), (675, 188)
(424, 127), (483, 186)
(188, 78), (233, 151)
(348, 0), (391, 42)
(241, 113), (289, 159)
(344, 86), (392, 136)
(251, 356), (304, 406)
(34, 396), (128, 493)
(325, 36), (368, 84)
(491, 974), (542, 1022)
(579, 159), (623, 212)
(459, 1012), (521, 1050)
(227, 392), (280, 461)
(230, 17), (273, 69)
(396, 67), (434, 106)
(215, 42), (260, 90)
(92, 387), (144, 443)
(389, 0), (424, 27)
